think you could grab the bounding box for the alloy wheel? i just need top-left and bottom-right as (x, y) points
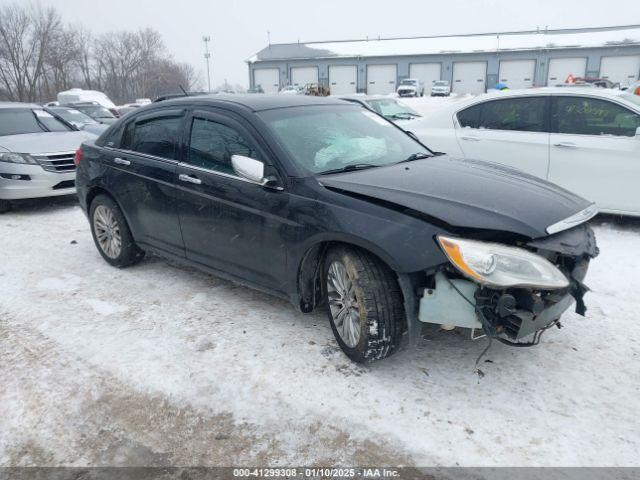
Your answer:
(93, 205), (122, 259)
(327, 261), (361, 348)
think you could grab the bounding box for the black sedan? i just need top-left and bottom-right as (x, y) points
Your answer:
(74, 95), (598, 363)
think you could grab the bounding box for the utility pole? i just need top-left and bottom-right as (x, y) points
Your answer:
(203, 36), (212, 92)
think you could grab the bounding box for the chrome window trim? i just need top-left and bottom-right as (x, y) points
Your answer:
(546, 204), (598, 235)
(177, 162), (263, 187)
(104, 146), (180, 165)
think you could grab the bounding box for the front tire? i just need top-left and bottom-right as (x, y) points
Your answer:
(89, 194), (144, 267)
(323, 246), (405, 363)
(0, 199), (11, 214)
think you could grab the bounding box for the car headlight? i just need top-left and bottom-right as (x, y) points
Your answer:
(0, 152), (37, 164)
(437, 235), (569, 290)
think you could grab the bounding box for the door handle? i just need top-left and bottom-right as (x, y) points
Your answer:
(179, 173), (202, 185)
(553, 142), (578, 148)
(114, 157), (131, 166)
(461, 136), (480, 141)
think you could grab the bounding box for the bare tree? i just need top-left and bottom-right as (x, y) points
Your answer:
(72, 25), (94, 90)
(0, 3), (200, 103)
(40, 24), (81, 100)
(0, 3), (60, 102)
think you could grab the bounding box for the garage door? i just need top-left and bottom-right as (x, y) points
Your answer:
(367, 65), (397, 95)
(253, 68), (280, 94)
(600, 55), (640, 86)
(291, 66), (318, 87)
(452, 62), (487, 94)
(329, 65), (357, 95)
(409, 63), (441, 94)
(499, 59), (536, 90)
(547, 57), (587, 85)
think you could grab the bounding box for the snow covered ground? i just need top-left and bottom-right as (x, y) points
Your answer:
(1, 95), (640, 468)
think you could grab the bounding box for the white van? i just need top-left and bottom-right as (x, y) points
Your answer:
(57, 88), (117, 110)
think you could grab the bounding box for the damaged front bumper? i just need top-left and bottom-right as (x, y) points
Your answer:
(416, 224), (599, 344)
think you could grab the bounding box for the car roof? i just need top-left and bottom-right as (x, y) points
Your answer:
(0, 102), (42, 109)
(479, 86), (630, 99)
(159, 93), (348, 112)
(440, 87), (637, 113)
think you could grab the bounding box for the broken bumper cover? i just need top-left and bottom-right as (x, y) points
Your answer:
(418, 224), (599, 343)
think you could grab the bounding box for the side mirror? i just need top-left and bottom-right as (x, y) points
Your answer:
(231, 155), (283, 190)
(231, 154), (265, 184)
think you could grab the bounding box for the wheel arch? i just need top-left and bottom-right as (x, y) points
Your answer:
(295, 234), (402, 313)
(85, 185), (137, 241)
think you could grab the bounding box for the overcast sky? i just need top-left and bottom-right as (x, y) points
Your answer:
(8, 0), (640, 88)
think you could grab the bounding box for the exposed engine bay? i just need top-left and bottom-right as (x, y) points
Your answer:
(418, 223), (599, 346)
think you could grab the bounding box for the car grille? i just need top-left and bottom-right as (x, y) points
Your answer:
(35, 152), (76, 173)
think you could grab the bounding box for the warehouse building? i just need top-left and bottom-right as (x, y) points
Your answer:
(247, 25), (640, 95)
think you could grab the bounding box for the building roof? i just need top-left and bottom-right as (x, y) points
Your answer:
(249, 25), (640, 63)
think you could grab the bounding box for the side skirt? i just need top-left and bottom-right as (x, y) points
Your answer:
(139, 242), (292, 304)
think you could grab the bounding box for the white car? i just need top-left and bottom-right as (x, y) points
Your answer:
(278, 85), (303, 95)
(0, 103), (94, 213)
(396, 78), (424, 97)
(430, 80), (451, 96)
(411, 88), (640, 216)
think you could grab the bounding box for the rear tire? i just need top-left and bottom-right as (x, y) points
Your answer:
(0, 199), (11, 214)
(323, 246), (405, 363)
(89, 194), (144, 267)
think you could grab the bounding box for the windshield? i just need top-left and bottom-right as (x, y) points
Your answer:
(0, 108), (72, 136)
(400, 79), (417, 85)
(51, 108), (97, 125)
(74, 105), (115, 118)
(434, 81), (449, 86)
(366, 99), (420, 119)
(259, 105), (430, 174)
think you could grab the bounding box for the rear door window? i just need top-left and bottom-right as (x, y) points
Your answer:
(124, 112), (183, 160)
(478, 97), (548, 132)
(456, 104), (482, 128)
(553, 96), (640, 137)
(186, 117), (261, 175)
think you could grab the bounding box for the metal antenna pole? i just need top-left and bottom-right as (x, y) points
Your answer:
(203, 36), (212, 92)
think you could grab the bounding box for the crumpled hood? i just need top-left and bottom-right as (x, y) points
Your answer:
(319, 155), (592, 239)
(0, 131), (94, 154)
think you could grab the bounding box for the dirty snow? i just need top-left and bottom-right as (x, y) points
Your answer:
(1, 95), (640, 466)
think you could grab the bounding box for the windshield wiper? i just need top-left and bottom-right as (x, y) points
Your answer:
(395, 152), (431, 164)
(386, 113), (419, 120)
(318, 163), (380, 175)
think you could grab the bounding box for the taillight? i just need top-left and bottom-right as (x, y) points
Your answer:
(74, 148), (83, 166)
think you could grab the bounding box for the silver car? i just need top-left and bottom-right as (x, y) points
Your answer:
(0, 102), (94, 213)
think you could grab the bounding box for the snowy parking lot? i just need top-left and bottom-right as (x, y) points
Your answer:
(1, 94), (640, 468)
(2, 199), (640, 467)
